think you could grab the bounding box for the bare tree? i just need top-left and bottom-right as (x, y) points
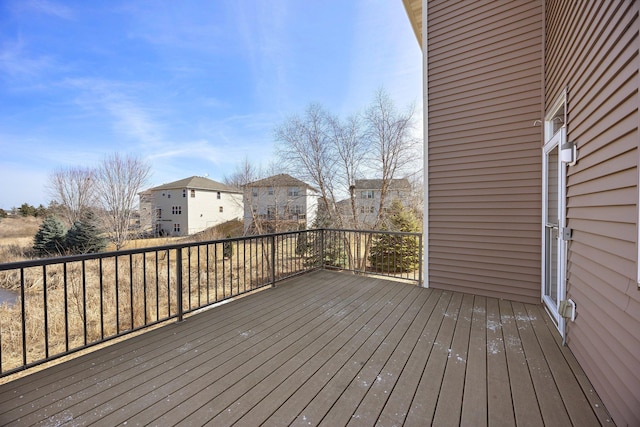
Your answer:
(95, 153), (151, 250)
(225, 157), (264, 235)
(363, 88), (419, 227)
(274, 104), (337, 223)
(274, 90), (418, 231)
(327, 113), (367, 228)
(47, 167), (97, 227)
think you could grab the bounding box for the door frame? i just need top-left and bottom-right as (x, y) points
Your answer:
(542, 92), (568, 334)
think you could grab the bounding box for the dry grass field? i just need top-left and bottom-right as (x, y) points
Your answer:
(0, 216), (42, 265)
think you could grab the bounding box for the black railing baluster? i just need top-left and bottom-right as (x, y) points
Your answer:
(63, 263), (69, 352)
(176, 247), (183, 322)
(129, 254), (134, 330)
(82, 260), (87, 346)
(99, 258), (104, 340)
(214, 243), (218, 301)
(155, 251), (159, 321)
(43, 265), (48, 359)
(143, 254), (147, 325)
(20, 268), (26, 367)
(115, 256), (120, 334)
(166, 250), (171, 317)
(206, 244), (210, 304)
(197, 245), (201, 307)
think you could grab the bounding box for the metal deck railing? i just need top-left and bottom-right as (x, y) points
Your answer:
(0, 228), (421, 376)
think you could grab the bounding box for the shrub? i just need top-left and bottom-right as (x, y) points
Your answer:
(223, 235), (233, 259)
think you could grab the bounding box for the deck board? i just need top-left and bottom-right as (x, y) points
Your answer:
(460, 295), (487, 427)
(0, 270), (610, 426)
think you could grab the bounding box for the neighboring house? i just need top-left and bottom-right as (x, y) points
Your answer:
(138, 190), (154, 234)
(402, 1), (639, 425)
(243, 174), (319, 233)
(143, 176), (243, 237)
(353, 178), (412, 227)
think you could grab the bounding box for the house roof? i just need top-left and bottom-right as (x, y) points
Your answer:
(354, 178), (411, 190)
(402, 0), (422, 47)
(245, 174), (317, 191)
(148, 176), (241, 193)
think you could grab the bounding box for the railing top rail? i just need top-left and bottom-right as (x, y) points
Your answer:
(323, 228), (422, 237)
(0, 229), (316, 271)
(0, 228), (421, 271)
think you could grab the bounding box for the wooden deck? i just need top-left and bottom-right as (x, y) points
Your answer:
(0, 270), (611, 426)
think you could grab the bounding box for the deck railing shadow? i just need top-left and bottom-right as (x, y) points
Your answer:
(0, 228), (422, 377)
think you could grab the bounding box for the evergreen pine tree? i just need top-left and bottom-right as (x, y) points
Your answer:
(368, 200), (421, 273)
(65, 213), (107, 254)
(33, 216), (67, 257)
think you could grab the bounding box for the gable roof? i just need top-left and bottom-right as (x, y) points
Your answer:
(246, 173), (317, 191)
(148, 176), (241, 193)
(354, 178), (411, 190)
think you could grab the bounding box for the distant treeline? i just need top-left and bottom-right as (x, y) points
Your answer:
(0, 203), (52, 218)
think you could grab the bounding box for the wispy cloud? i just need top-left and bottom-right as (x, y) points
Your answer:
(23, 0), (74, 20)
(64, 78), (165, 147)
(232, 0), (290, 109)
(0, 38), (55, 80)
(345, 0), (422, 113)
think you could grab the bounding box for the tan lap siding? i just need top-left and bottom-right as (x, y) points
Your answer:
(427, 0), (543, 304)
(545, 0), (640, 425)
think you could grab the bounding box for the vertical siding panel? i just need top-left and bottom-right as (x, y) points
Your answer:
(546, 0), (640, 425)
(427, 0), (543, 304)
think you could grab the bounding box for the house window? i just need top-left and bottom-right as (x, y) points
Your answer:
(156, 208), (162, 219)
(172, 206), (182, 215)
(174, 224), (180, 233)
(288, 187), (299, 197)
(183, 189), (187, 198)
(292, 205), (303, 215)
(190, 189), (196, 198)
(369, 206), (375, 213)
(219, 206), (223, 213)
(167, 194), (171, 199)
(217, 192), (221, 199)
(268, 187), (274, 195)
(360, 206), (365, 214)
(252, 188), (258, 198)
(361, 190), (374, 199)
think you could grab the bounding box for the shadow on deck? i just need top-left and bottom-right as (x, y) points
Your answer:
(0, 270), (612, 426)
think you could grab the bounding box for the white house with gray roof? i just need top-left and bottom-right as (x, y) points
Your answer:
(243, 173), (319, 233)
(142, 176), (243, 236)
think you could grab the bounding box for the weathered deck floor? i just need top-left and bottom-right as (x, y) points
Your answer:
(0, 270), (611, 426)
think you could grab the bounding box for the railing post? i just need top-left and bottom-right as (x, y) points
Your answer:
(418, 233), (424, 287)
(320, 229), (325, 270)
(176, 247), (183, 322)
(270, 234), (276, 287)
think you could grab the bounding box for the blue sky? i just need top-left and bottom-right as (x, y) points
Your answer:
(0, 0), (422, 209)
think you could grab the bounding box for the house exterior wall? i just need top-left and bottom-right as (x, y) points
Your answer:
(355, 187), (412, 227)
(186, 189), (243, 235)
(243, 185), (318, 232)
(545, 1), (640, 425)
(426, 0), (544, 304)
(152, 188), (242, 236)
(153, 189), (187, 236)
